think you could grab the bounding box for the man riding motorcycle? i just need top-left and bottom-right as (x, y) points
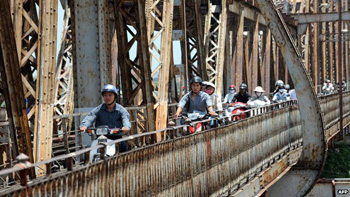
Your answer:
(322, 79), (334, 95)
(273, 80), (285, 95)
(79, 84), (131, 152)
(272, 85), (290, 103)
(232, 83), (252, 104)
(247, 86), (271, 108)
(224, 84), (236, 104)
(175, 76), (217, 118)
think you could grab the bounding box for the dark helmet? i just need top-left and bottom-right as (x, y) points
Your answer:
(239, 83), (248, 90)
(101, 84), (119, 96)
(190, 76), (203, 85)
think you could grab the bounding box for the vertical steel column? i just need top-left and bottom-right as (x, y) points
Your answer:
(33, 0), (58, 175)
(73, 0), (111, 110)
(338, 0), (343, 140)
(311, 0), (320, 93)
(0, 0), (35, 178)
(329, 0), (334, 83)
(232, 5), (245, 87)
(249, 15), (260, 91)
(155, 0), (174, 136)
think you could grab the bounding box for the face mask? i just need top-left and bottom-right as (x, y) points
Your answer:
(206, 89), (214, 95)
(256, 92), (262, 97)
(279, 89), (284, 93)
(229, 90), (235, 94)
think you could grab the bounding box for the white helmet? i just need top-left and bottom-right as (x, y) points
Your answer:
(253, 86), (265, 93)
(275, 80), (284, 87)
(206, 82), (216, 89)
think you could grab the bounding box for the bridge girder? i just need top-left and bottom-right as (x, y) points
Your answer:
(255, 0), (326, 196)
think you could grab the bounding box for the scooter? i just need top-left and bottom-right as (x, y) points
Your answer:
(182, 111), (209, 133)
(224, 102), (247, 121)
(81, 126), (120, 162)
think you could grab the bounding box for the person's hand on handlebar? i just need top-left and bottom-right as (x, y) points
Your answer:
(120, 127), (130, 134)
(79, 127), (87, 132)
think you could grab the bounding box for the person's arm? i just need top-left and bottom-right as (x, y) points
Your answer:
(232, 94), (238, 103)
(120, 107), (131, 133)
(175, 94), (188, 117)
(175, 107), (183, 118)
(223, 94), (228, 103)
(79, 106), (99, 131)
(264, 96), (271, 105)
(204, 94), (217, 116)
(272, 94), (277, 102)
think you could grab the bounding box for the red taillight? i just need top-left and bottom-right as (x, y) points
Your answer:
(87, 129), (93, 134)
(112, 130), (119, 134)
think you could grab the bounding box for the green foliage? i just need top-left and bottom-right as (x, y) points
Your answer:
(321, 143), (350, 178)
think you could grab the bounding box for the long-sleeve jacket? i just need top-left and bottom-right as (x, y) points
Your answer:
(80, 103), (131, 129)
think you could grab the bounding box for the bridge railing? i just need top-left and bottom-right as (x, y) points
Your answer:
(0, 101), (302, 196)
(319, 91), (350, 139)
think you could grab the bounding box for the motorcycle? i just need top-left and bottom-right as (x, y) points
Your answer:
(224, 102), (247, 121)
(182, 111), (208, 133)
(81, 126), (120, 162)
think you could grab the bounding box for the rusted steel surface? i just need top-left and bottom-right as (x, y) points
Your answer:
(254, 0), (326, 196)
(0, 0), (35, 177)
(319, 91), (350, 140)
(0, 102), (303, 196)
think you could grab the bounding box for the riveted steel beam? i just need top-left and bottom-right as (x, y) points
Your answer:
(291, 12), (350, 24)
(254, 0), (326, 196)
(0, 0), (35, 178)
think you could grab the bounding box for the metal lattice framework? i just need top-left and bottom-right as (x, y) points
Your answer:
(179, 0), (207, 81)
(54, 3), (74, 128)
(12, 0), (58, 175)
(114, 0), (157, 139)
(203, 0), (227, 99)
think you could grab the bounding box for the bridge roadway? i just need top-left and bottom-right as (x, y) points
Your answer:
(0, 92), (349, 196)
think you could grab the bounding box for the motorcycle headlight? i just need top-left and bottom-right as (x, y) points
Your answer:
(96, 128), (109, 135)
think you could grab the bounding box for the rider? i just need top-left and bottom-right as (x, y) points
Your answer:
(224, 84), (236, 104)
(273, 80), (284, 95)
(201, 81), (209, 92)
(272, 85), (290, 103)
(175, 76), (217, 118)
(322, 79), (334, 95)
(232, 83), (252, 103)
(205, 82), (223, 112)
(247, 86), (270, 108)
(285, 84), (297, 100)
(79, 84), (131, 152)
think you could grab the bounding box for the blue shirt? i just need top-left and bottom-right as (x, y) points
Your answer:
(272, 92), (290, 102)
(80, 103), (131, 129)
(178, 91), (213, 113)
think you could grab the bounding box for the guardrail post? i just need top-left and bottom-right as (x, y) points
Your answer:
(62, 118), (69, 154)
(15, 154), (30, 187)
(98, 135), (107, 160)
